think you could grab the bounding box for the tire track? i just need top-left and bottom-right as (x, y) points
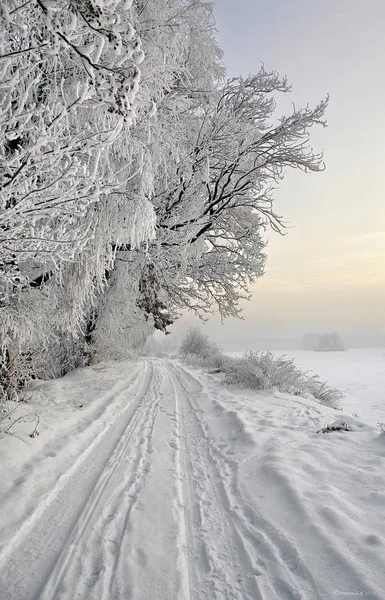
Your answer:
(39, 361), (162, 600)
(0, 366), (144, 569)
(166, 367), (193, 600)
(169, 362), (316, 600)
(167, 362), (264, 600)
(104, 364), (162, 600)
(169, 362), (383, 600)
(0, 361), (156, 600)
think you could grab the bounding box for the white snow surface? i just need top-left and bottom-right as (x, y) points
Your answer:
(0, 357), (385, 599)
(228, 348), (385, 426)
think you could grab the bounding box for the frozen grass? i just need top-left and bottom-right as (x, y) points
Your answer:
(180, 330), (343, 409)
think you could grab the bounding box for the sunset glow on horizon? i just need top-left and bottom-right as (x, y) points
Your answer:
(171, 0), (385, 345)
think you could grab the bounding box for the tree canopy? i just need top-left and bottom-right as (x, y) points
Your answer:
(0, 0), (327, 399)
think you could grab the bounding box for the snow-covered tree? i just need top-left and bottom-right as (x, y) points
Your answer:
(302, 332), (345, 351)
(0, 0), (328, 396)
(316, 332), (345, 352)
(133, 69), (327, 327)
(90, 0), (226, 355)
(1, 0), (198, 378)
(0, 0), (150, 291)
(0, 0), (159, 389)
(180, 326), (218, 358)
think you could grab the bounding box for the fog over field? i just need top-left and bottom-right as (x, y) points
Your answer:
(169, 312), (385, 352)
(166, 290), (385, 352)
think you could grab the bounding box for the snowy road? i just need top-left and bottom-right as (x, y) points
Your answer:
(1, 359), (384, 599)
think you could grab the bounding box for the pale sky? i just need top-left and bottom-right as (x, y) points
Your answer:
(170, 0), (385, 348)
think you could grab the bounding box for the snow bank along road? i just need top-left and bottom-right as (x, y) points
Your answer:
(0, 359), (384, 599)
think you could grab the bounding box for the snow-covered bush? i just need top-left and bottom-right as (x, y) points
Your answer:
(0, 350), (34, 402)
(180, 327), (219, 359)
(91, 258), (155, 361)
(221, 351), (305, 391)
(303, 376), (344, 408)
(180, 339), (342, 409)
(206, 351), (231, 373)
(221, 351), (342, 408)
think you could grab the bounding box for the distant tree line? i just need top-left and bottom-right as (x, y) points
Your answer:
(302, 332), (345, 352)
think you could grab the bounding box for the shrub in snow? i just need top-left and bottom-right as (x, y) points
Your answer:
(0, 352), (33, 403)
(0, 403), (40, 439)
(317, 422), (350, 434)
(181, 352), (207, 370)
(303, 376), (343, 408)
(225, 351), (301, 389)
(180, 327), (219, 360)
(180, 334), (342, 409)
(222, 351), (342, 409)
(206, 352), (231, 373)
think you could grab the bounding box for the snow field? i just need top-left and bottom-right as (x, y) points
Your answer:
(0, 357), (384, 599)
(175, 360), (385, 599)
(228, 348), (385, 425)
